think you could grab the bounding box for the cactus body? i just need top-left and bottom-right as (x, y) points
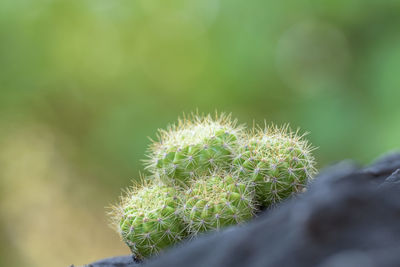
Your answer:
(111, 113), (318, 260)
(183, 174), (255, 236)
(233, 125), (316, 206)
(145, 114), (243, 186)
(115, 183), (186, 259)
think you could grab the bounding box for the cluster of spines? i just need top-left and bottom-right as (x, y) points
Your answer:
(112, 182), (186, 259)
(182, 173), (255, 236)
(111, 113), (317, 259)
(233, 124), (316, 206)
(144, 113), (243, 185)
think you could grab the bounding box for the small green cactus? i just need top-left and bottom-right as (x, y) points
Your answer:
(233, 125), (316, 206)
(110, 113), (317, 260)
(183, 173), (255, 236)
(144, 113), (243, 186)
(112, 181), (186, 259)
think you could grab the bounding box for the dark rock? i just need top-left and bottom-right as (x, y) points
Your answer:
(82, 152), (400, 267)
(362, 152), (400, 181)
(73, 255), (138, 267)
(381, 168), (400, 184)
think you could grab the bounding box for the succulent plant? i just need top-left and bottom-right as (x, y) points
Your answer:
(110, 113), (317, 260)
(145, 113), (243, 186)
(233, 125), (316, 206)
(112, 181), (186, 260)
(183, 173), (255, 236)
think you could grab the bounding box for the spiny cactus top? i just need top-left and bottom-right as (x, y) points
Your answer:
(183, 173), (255, 236)
(111, 113), (317, 260)
(233, 125), (316, 206)
(145, 113), (243, 186)
(113, 182), (186, 260)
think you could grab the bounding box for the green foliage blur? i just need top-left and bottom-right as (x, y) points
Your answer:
(0, 0), (399, 266)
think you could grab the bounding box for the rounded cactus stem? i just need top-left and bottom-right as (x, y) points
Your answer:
(145, 113), (244, 186)
(112, 182), (186, 259)
(233, 124), (317, 207)
(183, 173), (256, 236)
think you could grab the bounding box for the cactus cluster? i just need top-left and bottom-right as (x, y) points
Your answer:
(110, 113), (316, 260)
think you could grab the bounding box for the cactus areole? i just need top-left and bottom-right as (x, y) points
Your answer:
(110, 113), (317, 259)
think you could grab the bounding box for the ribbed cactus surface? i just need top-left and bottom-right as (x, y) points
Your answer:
(145, 114), (242, 185)
(183, 174), (254, 235)
(233, 125), (316, 206)
(116, 183), (185, 259)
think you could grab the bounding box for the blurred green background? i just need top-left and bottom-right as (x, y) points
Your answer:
(0, 0), (399, 266)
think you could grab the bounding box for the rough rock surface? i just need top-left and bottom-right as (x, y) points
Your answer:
(72, 255), (138, 267)
(81, 152), (400, 267)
